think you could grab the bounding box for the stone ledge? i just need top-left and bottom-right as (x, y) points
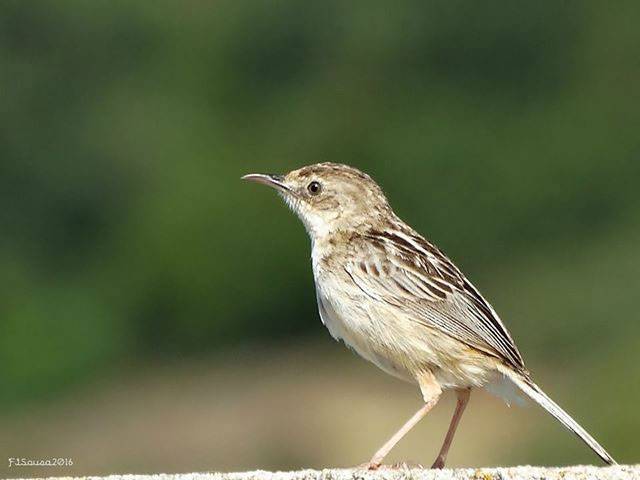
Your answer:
(11, 465), (640, 480)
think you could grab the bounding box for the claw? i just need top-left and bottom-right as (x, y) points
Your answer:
(356, 461), (380, 471)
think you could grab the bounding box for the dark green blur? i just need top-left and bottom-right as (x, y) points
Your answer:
(1, 0), (638, 468)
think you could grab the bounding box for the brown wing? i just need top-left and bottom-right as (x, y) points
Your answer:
(344, 228), (526, 372)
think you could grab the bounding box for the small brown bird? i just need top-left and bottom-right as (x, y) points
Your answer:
(242, 162), (615, 469)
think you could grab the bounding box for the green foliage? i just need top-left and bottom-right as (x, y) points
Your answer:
(1, 0), (639, 413)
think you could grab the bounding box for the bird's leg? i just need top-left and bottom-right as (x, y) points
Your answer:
(367, 391), (441, 470)
(431, 388), (471, 469)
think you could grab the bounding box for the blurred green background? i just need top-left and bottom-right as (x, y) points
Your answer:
(1, 0), (638, 476)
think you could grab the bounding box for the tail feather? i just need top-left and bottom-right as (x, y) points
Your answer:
(503, 369), (616, 465)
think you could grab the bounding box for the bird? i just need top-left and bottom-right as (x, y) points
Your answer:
(242, 162), (616, 469)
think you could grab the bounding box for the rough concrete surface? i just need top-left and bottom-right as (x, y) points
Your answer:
(11, 465), (640, 480)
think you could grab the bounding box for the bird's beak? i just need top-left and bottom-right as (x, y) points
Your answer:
(241, 173), (291, 193)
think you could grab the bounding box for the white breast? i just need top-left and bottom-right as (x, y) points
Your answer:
(312, 253), (355, 344)
(312, 253), (417, 382)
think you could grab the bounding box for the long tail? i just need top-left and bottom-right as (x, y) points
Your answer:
(502, 368), (616, 465)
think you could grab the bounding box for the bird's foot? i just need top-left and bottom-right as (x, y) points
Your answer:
(431, 456), (445, 469)
(357, 461), (380, 471)
(358, 461), (424, 471)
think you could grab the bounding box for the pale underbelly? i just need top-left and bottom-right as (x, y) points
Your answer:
(315, 286), (497, 390)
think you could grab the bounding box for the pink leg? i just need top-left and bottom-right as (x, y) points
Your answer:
(431, 388), (471, 469)
(367, 392), (441, 470)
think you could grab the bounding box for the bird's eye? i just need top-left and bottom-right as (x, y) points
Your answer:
(307, 181), (322, 195)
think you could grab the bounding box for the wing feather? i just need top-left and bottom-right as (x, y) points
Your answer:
(345, 229), (526, 371)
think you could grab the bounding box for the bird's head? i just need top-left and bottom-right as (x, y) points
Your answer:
(243, 162), (392, 240)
